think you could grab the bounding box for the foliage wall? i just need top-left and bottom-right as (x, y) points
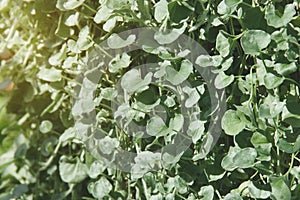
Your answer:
(0, 0), (300, 199)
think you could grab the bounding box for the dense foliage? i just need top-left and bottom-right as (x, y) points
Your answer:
(0, 0), (300, 199)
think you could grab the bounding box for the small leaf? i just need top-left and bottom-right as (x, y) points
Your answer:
(106, 0), (127, 9)
(88, 160), (106, 179)
(146, 116), (170, 137)
(56, 0), (85, 11)
(216, 32), (230, 57)
(65, 12), (79, 27)
(154, 23), (187, 45)
(107, 34), (136, 49)
(224, 193), (243, 200)
(214, 72), (234, 89)
(94, 5), (112, 24)
(109, 53), (131, 73)
(98, 136), (119, 154)
(183, 86), (200, 108)
(198, 185), (214, 200)
(121, 69), (152, 94)
(48, 44), (67, 66)
(39, 120), (53, 134)
(59, 156), (88, 183)
(166, 59), (193, 85)
(265, 4), (296, 28)
(248, 181), (270, 199)
(154, 0), (169, 23)
(222, 110), (245, 136)
(37, 67), (62, 82)
(103, 16), (122, 32)
(241, 30), (271, 55)
(217, 0), (242, 15)
(277, 135), (300, 154)
(88, 177), (112, 199)
(77, 26), (93, 51)
(195, 55), (214, 67)
(187, 120), (205, 144)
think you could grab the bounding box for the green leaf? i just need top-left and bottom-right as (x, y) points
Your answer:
(146, 116), (170, 137)
(109, 53), (131, 73)
(195, 55), (214, 67)
(265, 4), (296, 28)
(131, 151), (160, 179)
(100, 87), (117, 100)
(214, 72), (234, 89)
(258, 94), (285, 118)
(274, 62), (297, 76)
(182, 86), (200, 108)
(263, 73), (284, 89)
(248, 181), (271, 199)
(64, 12), (79, 27)
(221, 110), (246, 136)
(0, 0), (10, 12)
(224, 193), (243, 200)
(187, 120), (205, 144)
(166, 59), (193, 85)
(121, 69), (152, 94)
(169, 113), (184, 132)
(56, 0), (85, 11)
(217, 0), (242, 15)
(107, 34), (136, 49)
(37, 67), (62, 82)
(98, 136), (119, 154)
(39, 120), (53, 134)
(59, 156), (88, 183)
(103, 16), (122, 32)
(251, 132), (272, 161)
(241, 30), (271, 55)
(277, 135), (300, 154)
(154, 0), (169, 23)
(88, 177), (112, 199)
(76, 26), (93, 51)
(198, 185), (214, 200)
(48, 44), (67, 66)
(216, 32), (230, 57)
(154, 23), (187, 44)
(221, 147), (257, 171)
(88, 160), (106, 179)
(94, 5), (112, 24)
(282, 107), (300, 128)
(106, 0), (127, 9)
(270, 177), (291, 200)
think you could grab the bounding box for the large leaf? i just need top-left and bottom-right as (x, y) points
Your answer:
(241, 30), (271, 55)
(270, 177), (291, 200)
(221, 110), (246, 136)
